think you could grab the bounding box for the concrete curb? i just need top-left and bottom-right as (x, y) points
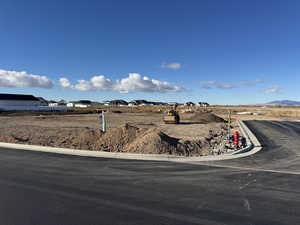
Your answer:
(0, 120), (262, 162)
(231, 120), (262, 156)
(238, 120), (261, 147)
(230, 120), (254, 155)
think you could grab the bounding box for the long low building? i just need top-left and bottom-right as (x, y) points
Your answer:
(0, 93), (65, 111)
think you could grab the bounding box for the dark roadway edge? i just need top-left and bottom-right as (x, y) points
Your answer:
(0, 146), (297, 225)
(0, 178), (222, 225)
(0, 120), (298, 175)
(190, 120), (300, 175)
(0, 121), (299, 224)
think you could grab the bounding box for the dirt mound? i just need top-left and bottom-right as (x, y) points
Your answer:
(0, 123), (227, 156)
(188, 112), (225, 123)
(124, 128), (179, 154)
(124, 127), (227, 156)
(0, 126), (103, 150)
(96, 124), (140, 152)
(94, 124), (221, 156)
(96, 124), (184, 154)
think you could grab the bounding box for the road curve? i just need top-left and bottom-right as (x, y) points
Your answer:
(199, 120), (300, 173)
(0, 120), (299, 225)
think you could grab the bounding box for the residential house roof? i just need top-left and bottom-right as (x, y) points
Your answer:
(0, 93), (40, 101)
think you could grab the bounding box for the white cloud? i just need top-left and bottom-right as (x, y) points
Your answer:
(161, 62), (181, 70)
(241, 79), (264, 86)
(200, 85), (213, 89)
(264, 85), (282, 94)
(199, 78), (265, 89)
(59, 75), (113, 91)
(0, 69), (53, 88)
(115, 73), (183, 93)
(59, 77), (72, 89)
(217, 83), (235, 89)
(90, 76), (113, 90)
(199, 81), (235, 89)
(59, 73), (183, 93)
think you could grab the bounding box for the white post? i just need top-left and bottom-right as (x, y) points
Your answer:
(102, 110), (106, 132)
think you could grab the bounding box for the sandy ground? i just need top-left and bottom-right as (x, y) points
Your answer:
(0, 111), (229, 156)
(0, 112), (227, 140)
(212, 106), (300, 121)
(4, 104), (298, 155)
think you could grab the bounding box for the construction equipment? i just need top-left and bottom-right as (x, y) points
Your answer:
(163, 105), (180, 124)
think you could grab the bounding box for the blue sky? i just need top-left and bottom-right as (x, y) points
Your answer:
(1, 0), (300, 104)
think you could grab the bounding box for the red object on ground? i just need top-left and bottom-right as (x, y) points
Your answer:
(233, 131), (240, 147)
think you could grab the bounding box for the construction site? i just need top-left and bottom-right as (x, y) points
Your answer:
(1, 103), (299, 157)
(0, 106), (236, 156)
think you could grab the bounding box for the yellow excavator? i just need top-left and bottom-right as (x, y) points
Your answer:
(163, 105), (180, 124)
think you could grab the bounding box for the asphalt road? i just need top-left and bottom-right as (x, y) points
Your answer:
(0, 120), (299, 225)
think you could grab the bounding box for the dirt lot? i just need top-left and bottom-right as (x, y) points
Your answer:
(1, 105), (298, 156)
(0, 111), (229, 156)
(213, 106), (300, 121)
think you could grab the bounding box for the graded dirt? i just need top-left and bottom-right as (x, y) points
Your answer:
(0, 111), (229, 156)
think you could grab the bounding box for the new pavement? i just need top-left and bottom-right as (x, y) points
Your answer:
(0, 120), (299, 225)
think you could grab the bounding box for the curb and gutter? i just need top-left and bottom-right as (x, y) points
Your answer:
(0, 120), (262, 162)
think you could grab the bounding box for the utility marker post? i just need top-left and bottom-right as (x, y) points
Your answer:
(227, 109), (232, 148)
(227, 109), (232, 135)
(101, 110), (107, 132)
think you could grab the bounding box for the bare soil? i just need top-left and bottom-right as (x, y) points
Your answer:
(0, 111), (228, 156)
(212, 106), (300, 121)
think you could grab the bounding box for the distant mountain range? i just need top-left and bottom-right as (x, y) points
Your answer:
(265, 100), (300, 106)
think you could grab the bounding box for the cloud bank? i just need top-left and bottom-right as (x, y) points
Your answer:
(161, 62), (181, 70)
(264, 85), (282, 94)
(60, 73), (183, 93)
(199, 81), (235, 89)
(0, 69), (53, 88)
(59, 76), (113, 91)
(241, 79), (264, 86)
(198, 79), (264, 89)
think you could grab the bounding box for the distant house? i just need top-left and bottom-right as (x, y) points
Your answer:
(127, 101), (136, 106)
(102, 101), (110, 106)
(155, 102), (169, 106)
(91, 102), (103, 107)
(109, 100), (128, 106)
(130, 100), (152, 106)
(197, 102), (210, 107)
(37, 97), (48, 106)
(48, 100), (58, 107)
(0, 93), (41, 110)
(185, 102), (195, 106)
(74, 100), (92, 108)
(128, 101), (138, 106)
(167, 102), (179, 106)
(66, 102), (75, 107)
(57, 100), (67, 106)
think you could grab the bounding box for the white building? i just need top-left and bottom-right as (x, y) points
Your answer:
(48, 102), (58, 107)
(67, 102), (75, 107)
(0, 94), (67, 111)
(101, 101), (110, 106)
(74, 104), (88, 108)
(0, 93), (41, 110)
(74, 100), (92, 108)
